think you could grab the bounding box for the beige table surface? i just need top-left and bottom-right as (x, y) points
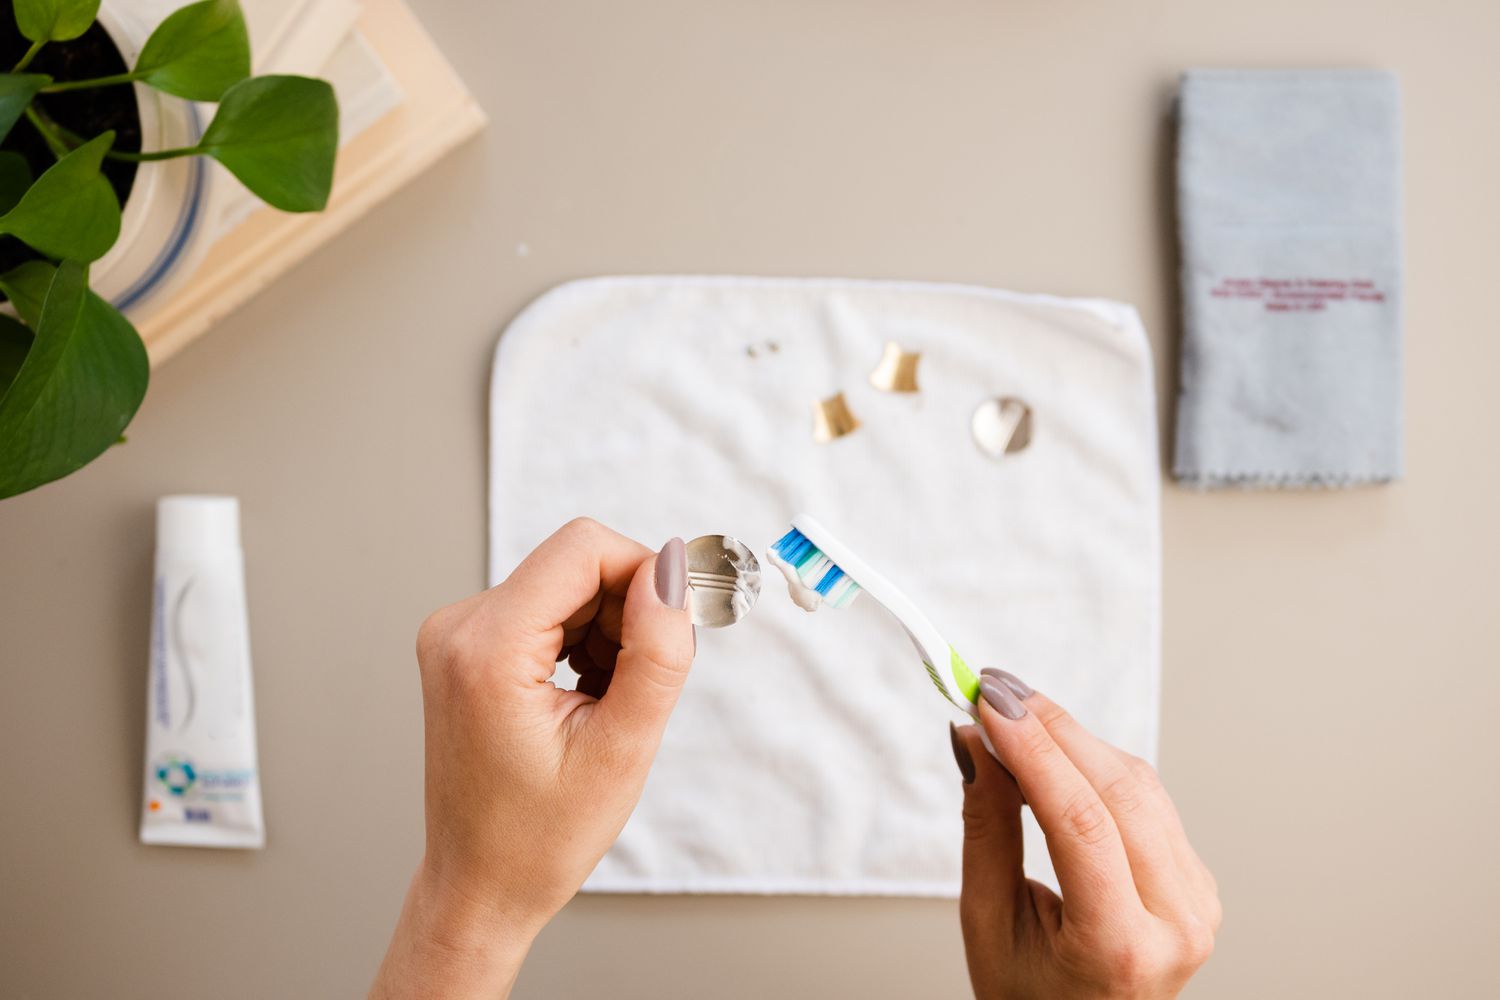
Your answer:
(3, 1), (1498, 997)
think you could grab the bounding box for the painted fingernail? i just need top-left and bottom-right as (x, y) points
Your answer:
(981, 676), (1027, 720)
(980, 668), (1033, 700)
(655, 537), (688, 610)
(949, 722), (976, 784)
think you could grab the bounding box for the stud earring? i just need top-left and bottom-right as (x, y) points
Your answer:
(971, 397), (1033, 457)
(813, 392), (861, 442)
(868, 342), (921, 393)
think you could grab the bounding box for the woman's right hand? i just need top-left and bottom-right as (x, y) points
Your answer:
(952, 670), (1220, 999)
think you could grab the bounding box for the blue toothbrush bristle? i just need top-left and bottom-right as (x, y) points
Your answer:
(773, 527), (862, 609)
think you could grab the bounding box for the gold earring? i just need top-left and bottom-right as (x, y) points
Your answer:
(812, 392), (861, 442)
(868, 342), (921, 393)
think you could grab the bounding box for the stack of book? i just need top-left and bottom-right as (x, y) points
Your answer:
(134, 0), (486, 365)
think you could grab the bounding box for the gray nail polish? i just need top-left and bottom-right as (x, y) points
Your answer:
(655, 537), (688, 609)
(949, 722), (976, 784)
(979, 667), (1033, 700)
(981, 676), (1027, 721)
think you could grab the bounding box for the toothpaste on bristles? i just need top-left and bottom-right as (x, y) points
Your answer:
(766, 526), (862, 612)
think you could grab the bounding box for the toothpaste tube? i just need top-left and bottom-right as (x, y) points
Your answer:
(140, 496), (265, 849)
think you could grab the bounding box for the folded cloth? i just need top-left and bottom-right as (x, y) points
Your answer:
(1173, 69), (1403, 488)
(490, 276), (1161, 896)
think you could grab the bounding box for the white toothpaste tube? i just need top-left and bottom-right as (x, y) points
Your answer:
(140, 496), (265, 849)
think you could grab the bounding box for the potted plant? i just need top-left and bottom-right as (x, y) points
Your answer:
(0, 0), (337, 499)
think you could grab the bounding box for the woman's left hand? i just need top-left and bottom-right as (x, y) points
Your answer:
(953, 671), (1221, 998)
(371, 518), (695, 999)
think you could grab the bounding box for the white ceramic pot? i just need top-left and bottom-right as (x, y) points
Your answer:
(87, 1), (212, 315)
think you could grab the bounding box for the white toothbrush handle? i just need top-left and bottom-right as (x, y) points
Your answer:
(793, 514), (981, 709)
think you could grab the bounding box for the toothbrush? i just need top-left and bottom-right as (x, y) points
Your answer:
(766, 513), (983, 718)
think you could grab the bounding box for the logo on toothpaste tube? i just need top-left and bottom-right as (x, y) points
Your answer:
(153, 755), (197, 797)
(152, 754), (256, 802)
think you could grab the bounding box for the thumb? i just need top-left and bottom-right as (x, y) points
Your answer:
(956, 722), (1028, 942)
(592, 537), (696, 745)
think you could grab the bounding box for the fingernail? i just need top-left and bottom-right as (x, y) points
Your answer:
(981, 676), (1027, 720)
(949, 722), (976, 784)
(655, 537), (687, 609)
(980, 668), (1033, 700)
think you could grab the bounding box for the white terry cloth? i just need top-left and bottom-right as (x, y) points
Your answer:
(489, 276), (1161, 896)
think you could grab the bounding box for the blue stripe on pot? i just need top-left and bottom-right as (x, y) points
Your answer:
(114, 102), (207, 313)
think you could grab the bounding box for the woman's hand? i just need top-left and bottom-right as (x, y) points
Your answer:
(371, 519), (694, 999)
(952, 670), (1220, 999)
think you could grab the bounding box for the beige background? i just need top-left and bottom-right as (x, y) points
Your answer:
(2, 1), (1498, 996)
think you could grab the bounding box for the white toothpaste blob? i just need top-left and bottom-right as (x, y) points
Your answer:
(765, 546), (824, 612)
(684, 535), (761, 627)
(725, 536), (761, 619)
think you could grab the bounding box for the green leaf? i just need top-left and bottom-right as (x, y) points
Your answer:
(0, 152), (33, 214)
(0, 259), (57, 326)
(134, 0), (250, 101)
(14, 0), (100, 42)
(0, 74), (49, 144)
(0, 313), (32, 395)
(198, 75), (338, 212)
(0, 259), (149, 499)
(0, 132), (120, 261)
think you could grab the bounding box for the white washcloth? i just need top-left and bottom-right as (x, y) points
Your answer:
(489, 276), (1160, 896)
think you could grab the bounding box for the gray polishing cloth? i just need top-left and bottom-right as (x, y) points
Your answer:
(1173, 69), (1403, 488)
